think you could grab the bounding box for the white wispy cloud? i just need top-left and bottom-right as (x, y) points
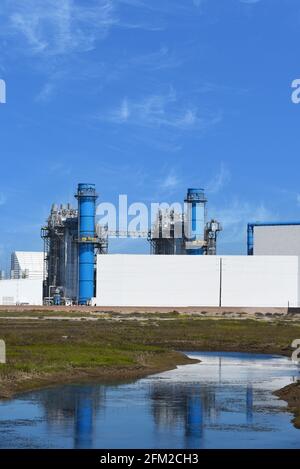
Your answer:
(0, 0), (253, 62)
(1, 0), (118, 56)
(0, 0), (173, 58)
(274, 188), (300, 211)
(99, 88), (222, 131)
(117, 0), (204, 15)
(197, 81), (249, 96)
(193, 0), (205, 9)
(129, 46), (182, 71)
(206, 164), (231, 195)
(48, 162), (72, 177)
(116, 98), (131, 122)
(35, 82), (56, 102)
(239, 0), (261, 4)
(0, 193), (7, 206)
(211, 199), (277, 244)
(161, 170), (180, 190)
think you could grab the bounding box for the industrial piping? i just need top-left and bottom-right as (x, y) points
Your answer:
(185, 188), (207, 255)
(247, 221), (300, 255)
(75, 183), (97, 305)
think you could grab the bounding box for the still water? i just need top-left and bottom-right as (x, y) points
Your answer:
(0, 352), (300, 449)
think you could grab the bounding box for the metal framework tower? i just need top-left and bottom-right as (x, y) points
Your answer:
(148, 188), (222, 256)
(41, 185), (108, 305)
(149, 209), (186, 255)
(41, 204), (78, 301)
(205, 220), (222, 256)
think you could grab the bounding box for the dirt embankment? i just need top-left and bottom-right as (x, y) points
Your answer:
(274, 382), (300, 429)
(1, 305), (300, 321)
(0, 350), (197, 400)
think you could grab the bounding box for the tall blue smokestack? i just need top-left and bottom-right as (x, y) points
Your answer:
(185, 188), (207, 255)
(76, 183), (97, 305)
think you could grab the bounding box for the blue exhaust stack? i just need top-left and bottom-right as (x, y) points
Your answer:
(185, 188), (207, 255)
(76, 183), (97, 305)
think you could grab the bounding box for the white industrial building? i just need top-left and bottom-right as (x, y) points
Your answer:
(96, 254), (299, 308)
(2, 221), (300, 308)
(1, 252), (298, 308)
(0, 278), (43, 306)
(10, 251), (44, 280)
(0, 251), (44, 306)
(251, 224), (300, 257)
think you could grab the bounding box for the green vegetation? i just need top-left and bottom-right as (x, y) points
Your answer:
(0, 315), (300, 400)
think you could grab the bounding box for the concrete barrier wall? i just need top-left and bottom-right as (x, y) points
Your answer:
(0, 279), (43, 305)
(96, 254), (299, 308)
(221, 256), (298, 308)
(97, 255), (221, 307)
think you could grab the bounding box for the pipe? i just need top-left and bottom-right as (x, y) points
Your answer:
(247, 223), (254, 256)
(76, 183), (97, 305)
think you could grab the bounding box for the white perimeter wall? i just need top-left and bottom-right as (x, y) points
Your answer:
(0, 279), (43, 305)
(221, 256), (298, 307)
(96, 255), (299, 308)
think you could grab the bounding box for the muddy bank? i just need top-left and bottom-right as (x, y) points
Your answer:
(0, 351), (197, 399)
(274, 382), (300, 429)
(1, 305), (300, 322)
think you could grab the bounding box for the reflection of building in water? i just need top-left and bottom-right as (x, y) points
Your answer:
(35, 386), (106, 448)
(186, 391), (203, 446)
(246, 384), (253, 424)
(75, 391), (94, 449)
(149, 365), (256, 447)
(149, 383), (217, 447)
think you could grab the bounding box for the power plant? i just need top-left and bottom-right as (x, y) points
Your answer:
(1, 182), (300, 308)
(39, 184), (221, 306)
(149, 188), (222, 256)
(41, 184), (107, 305)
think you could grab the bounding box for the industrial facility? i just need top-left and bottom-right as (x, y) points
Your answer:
(1, 182), (300, 308)
(39, 184), (222, 306)
(10, 251), (44, 280)
(41, 184), (107, 305)
(149, 188), (222, 256)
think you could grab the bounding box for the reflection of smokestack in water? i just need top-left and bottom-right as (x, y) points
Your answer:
(246, 384), (253, 424)
(186, 391), (203, 448)
(75, 395), (94, 449)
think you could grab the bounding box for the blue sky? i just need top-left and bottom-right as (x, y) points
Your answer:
(0, 0), (300, 270)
